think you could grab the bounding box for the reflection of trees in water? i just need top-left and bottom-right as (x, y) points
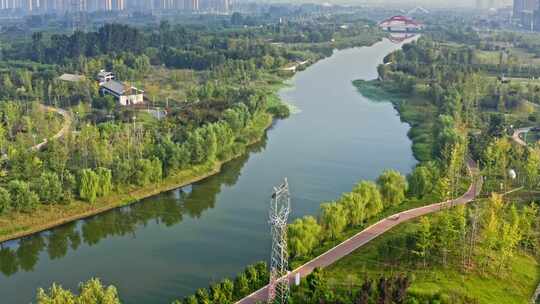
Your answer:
(0, 133), (268, 277)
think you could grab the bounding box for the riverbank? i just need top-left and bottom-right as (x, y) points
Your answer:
(0, 35), (389, 245)
(352, 79), (437, 162)
(0, 113), (273, 243)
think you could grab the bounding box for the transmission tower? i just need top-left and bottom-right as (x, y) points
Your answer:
(268, 178), (291, 304)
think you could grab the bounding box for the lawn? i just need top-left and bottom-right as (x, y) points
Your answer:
(325, 211), (540, 304)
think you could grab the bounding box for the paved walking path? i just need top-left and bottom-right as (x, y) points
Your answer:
(31, 105), (72, 151)
(512, 127), (532, 147)
(236, 159), (481, 304)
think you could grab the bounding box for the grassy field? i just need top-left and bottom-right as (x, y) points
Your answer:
(325, 209), (540, 304)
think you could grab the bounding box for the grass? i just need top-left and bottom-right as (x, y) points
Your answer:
(325, 210), (540, 304)
(524, 130), (540, 145)
(353, 79), (437, 162)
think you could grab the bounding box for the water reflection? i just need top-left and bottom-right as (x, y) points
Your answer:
(0, 133), (268, 278)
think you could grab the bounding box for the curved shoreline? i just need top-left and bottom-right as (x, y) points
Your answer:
(0, 115), (274, 244)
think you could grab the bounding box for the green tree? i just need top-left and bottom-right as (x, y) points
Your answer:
(320, 202), (348, 240)
(96, 167), (112, 197)
(524, 148), (540, 189)
(9, 180), (39, 212)
(339, 192), (366, 226)
(407, 166), (433, 198)
(288, 216), (322, 258)
(413, 217), (432, 267)
(36, 278), (121, 304)
(233, 273), (250, 299)
(377, 170), (408, 206)
(79, 169), (99, 203)
(33, 171), (64, 203)
(353, 181), (383, 218)
(0, 186), (11, 214)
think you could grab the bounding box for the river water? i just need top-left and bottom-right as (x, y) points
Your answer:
(0, 38), (416, 303)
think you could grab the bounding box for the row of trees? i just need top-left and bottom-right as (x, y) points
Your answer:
(172, 262), (268, 304)
(288, 170), (408, 259)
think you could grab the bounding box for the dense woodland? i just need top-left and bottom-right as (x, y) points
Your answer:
(0, 15), (381, 223)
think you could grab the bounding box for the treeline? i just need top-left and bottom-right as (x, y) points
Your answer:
(36, 278), (121, 304)
(171, 262), (269, 304)
(0, 85), (271, 214)
(0, 153), (245, 277)
(2, 22), (351, 71)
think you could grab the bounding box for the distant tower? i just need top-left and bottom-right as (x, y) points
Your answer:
(268, 178), (291, 304)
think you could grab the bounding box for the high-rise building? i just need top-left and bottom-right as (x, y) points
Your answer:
(184, 0), (198, 10)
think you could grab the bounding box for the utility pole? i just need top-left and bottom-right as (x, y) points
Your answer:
(268, 178), (291, 304)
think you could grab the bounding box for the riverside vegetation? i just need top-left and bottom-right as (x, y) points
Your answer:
(0, 13), (382, 243)
(170, 16), (540, 304)
(19, 11), (540, 304)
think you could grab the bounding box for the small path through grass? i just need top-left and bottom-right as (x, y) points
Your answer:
(31, 105), (72, 151)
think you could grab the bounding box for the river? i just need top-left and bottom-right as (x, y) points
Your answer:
(0, 37), (416, 303)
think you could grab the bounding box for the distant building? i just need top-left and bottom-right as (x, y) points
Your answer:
(97, 70), (115, 84)
(378, 16), (424, 33)
(514, 0), (538, 29)
(100, 80), (144, 106)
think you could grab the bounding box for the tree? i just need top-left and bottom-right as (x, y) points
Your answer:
(320, 202), (348, 240)
(433, 210), (455, 266)
(33, 171), (64, 204)
(288, 216), (322, 258)
(339, 192), (366, 226)
(407, 166), (432, 198)
(8, 180), (39, 212)
(36, 278), (121, 304)
(353, 181), (383, 218)
(413, 217), (432, 267)
(0, 186), (11, 214)
(195, 288), (211, 304)
(96, 167), (112, 197)
(79, 169), (99, 203)
(306, 268), (330, 302)
(377, 170), (407, 206)
(233, 273), (250, 299)
(524, 148), (540, 189)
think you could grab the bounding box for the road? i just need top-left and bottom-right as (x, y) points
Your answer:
(31, 105), (72, 151)
(236, 159), (481, 304)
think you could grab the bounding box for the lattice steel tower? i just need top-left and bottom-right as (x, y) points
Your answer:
(268, 178), (291, 304)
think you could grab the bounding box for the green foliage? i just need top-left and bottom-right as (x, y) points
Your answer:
(288, 216), (322, 258)
(36, 278), (121, 304)
(353, 181), (383, 218)
(33, 171), (64, 204)
(9, 180), (39, 212)
(0, 187), (11, 214)
(79, 169), (99, 203)
(177, 261), (268, 304)
(320, 202), (348, 240)
(377, 169), (408, 206)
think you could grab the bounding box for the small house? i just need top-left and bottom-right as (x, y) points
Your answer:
(100, 80), (144, 106)
(97, 70), (115, 84)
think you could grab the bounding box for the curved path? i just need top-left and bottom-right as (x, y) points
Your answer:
(512, 127), (531, 147)
(31, 105), (72, 151)
(237, 159), (481, 304)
